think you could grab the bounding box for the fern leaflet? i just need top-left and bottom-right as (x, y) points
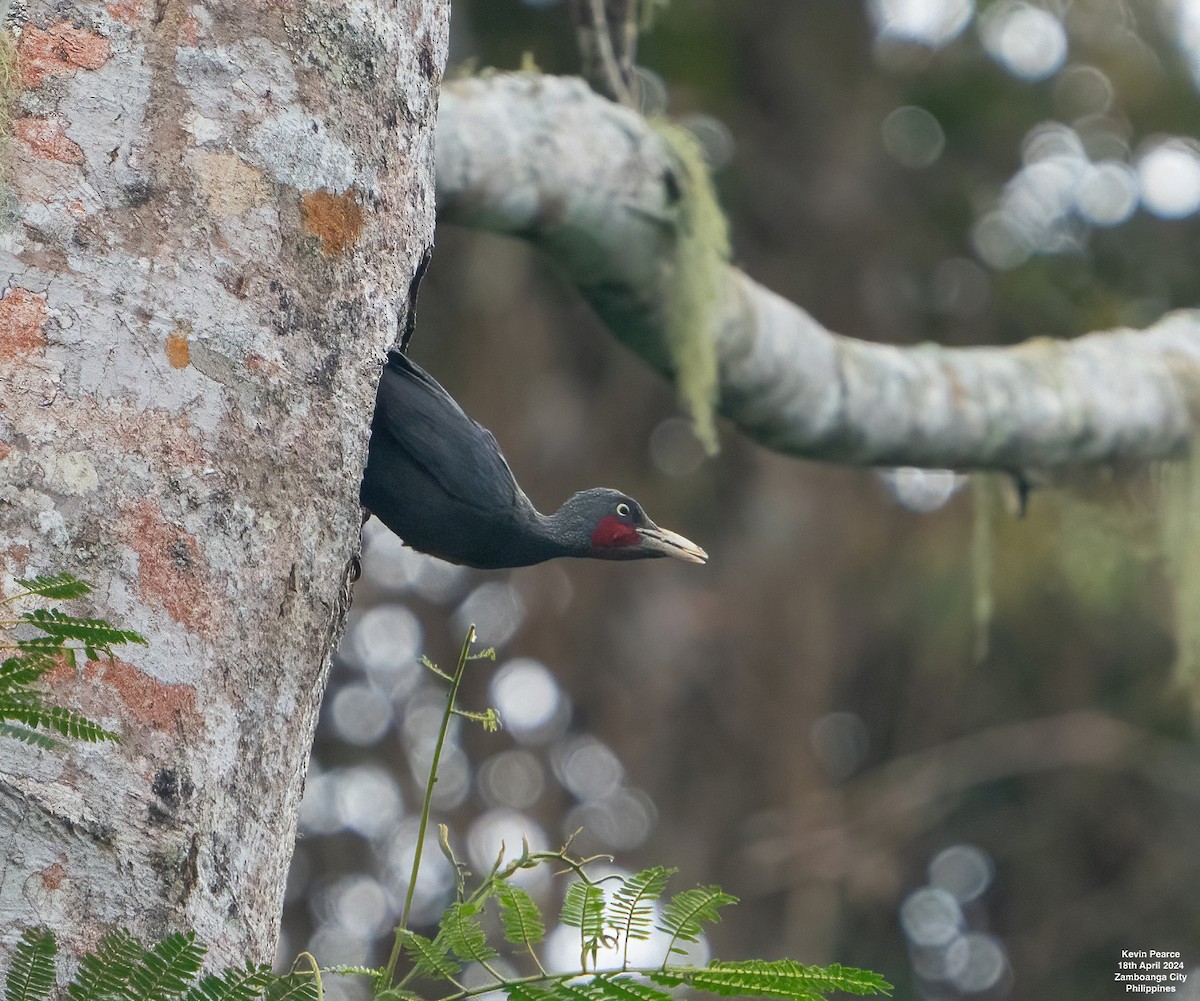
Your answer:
(607, 867), (675, 956)
(439, 901), (498, 965)
(11, 574), (92, 601)
(0, 704), (119, 743)
(497, 881), (546, 949)
(656, 886), (737, 956)
(183, 964), (275, 1001)
(399, 929), (461, 980)
(506, 986), (558, 1001)
(590, 974), (674, 1001)
(0, 722), (63, 750)
(5, 929), (56, 1001)
(66, 929), (144, 1001)
(652, 959), (892, 998)
(561, 881), (607, 970)
(124, 931), (205, 1001)
(20, 608), (147, 649)
(259, 973), (320, 1001)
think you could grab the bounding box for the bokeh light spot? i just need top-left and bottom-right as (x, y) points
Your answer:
(330, 682), (393, 746)
(946, 932), (1009, 992)
(325, 874), (391, 938)
(490, 658), (568, 741)
(455, 581), (526, 646)
(343, 603), (423, 692)
(881, 106), (946, 168)
(1075, 160), (1139, 226)
(928, 844), (994, 903)
(467, 809), (550, 889)
(565, 787), (657, 850)
(980, 2), (1068, 80)
(972, 211), (1029, 270)
(1054, 64), (1114, 119)
(900, 886), (963, 947)
(478, 748), (546, 809)
(553, 735), (625, 801)
(1138, 138), (1200, 218)
(870, 0), (974, 47)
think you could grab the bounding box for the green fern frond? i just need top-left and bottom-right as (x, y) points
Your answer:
(506, 986), (558, 1001)
(607, 867), (675, 947)
(656, 887), (737, 956)
(0, 704), (119, 743)
(439, 901), (498, 966)
(20, 609), (147, 649)
(11, 574), (93, 601)
(0, 722), (64, 750)
(259, 973), (320, 1001)
(0, 654), (57, 687)
(399, 929), (462, 980)
(561, 881), (606, 935)
(4, 928), (57, 1001)
(66, 930), (144, 1001)
(561, 881), (607, 970)
(183, 964), (275, 1001)
(124, 931), (205, 1001)
(497, 882), (546, 949)
(653, 959), (892, 998)
(591, 974), (673, 1001)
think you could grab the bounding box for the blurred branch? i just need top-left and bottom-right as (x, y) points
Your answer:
(567, 0), (639, 105)
(742, 710), (1194, 889)
(435, 74), (1200, 472)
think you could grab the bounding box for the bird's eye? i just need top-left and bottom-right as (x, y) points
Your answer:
(616, 502), (631, 518)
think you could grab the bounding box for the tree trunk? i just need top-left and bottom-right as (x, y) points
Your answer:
(0, 0), (446, 965)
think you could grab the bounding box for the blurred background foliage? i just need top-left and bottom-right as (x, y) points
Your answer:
(282, 2), (1200, 998)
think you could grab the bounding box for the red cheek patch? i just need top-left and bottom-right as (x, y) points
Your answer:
(591, 514), (640, 549)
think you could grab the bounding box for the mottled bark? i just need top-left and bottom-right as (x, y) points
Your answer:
(436, 74), (1200, 472)
(0, 0), (446, 965)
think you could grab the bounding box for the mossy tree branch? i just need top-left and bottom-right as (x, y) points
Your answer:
(435, 74), (1200, 473)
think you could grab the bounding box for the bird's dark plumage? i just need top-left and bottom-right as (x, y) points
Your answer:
(360, 352), (707, 570)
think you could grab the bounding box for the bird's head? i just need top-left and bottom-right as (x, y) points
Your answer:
(554, 488), (707, 564)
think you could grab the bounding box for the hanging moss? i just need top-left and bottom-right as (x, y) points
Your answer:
(1159, 446), (1200, 710)
(649, 118), (729, 454)
(970, 474), (997, 664)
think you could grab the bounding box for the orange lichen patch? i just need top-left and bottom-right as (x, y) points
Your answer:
(40, 862), (66, 890)
(0, 439), (10, 461)
(87, 657), (197, 731)
(165, 333), (190, 368)
(121, 499), (219, 639)
(46, 655), (199, 733)
(0, 288), (48, 362)
(106, 0), (146, 26)
(300, 189), (364, 255)
(19, 21), (112, 89)
(13, 117), (85, 165)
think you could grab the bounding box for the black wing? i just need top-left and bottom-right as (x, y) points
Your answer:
(370, 351), (527, 515)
